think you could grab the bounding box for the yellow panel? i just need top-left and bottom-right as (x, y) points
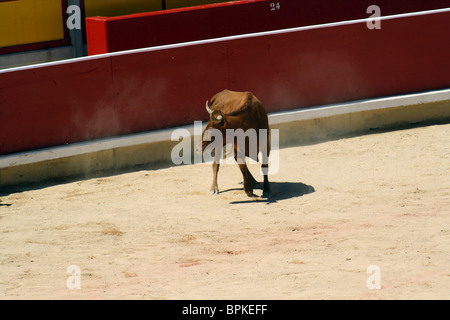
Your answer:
(165, 0), (237, 10)
(84, 0), (162, 17)
(0, 0), (64, 48)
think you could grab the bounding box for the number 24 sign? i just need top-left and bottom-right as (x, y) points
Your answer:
(270, 2), (281, 11)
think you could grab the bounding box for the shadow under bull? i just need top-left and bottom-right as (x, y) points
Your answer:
(228, 181), (315, 204)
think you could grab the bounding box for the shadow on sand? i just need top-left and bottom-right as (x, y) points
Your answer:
(227, 181), (315, 204)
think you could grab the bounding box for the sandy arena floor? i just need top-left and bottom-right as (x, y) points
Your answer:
(0, 123), (449, 300)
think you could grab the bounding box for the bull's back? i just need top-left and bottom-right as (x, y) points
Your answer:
(215, 90), (270, 159)
(209, 90), (254, 114)
(212, 90), (267, 123)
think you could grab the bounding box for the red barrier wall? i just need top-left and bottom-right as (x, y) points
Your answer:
(111, 41), (229, 134)
(86, 0), (450, 55)
(228, 11), (450, 110)
(1, 10), (450, 156)
(0, 58), (115, 155)
(110, 9), (450, 133)
(86, 0), (267, 55)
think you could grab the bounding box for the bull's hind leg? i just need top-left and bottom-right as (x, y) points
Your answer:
(261, 164), (271, 199)
(238, 170), (261, 190)
(210, 161), (220, 195)
(247, 170), (261, 189)
(232, 153), (255, 197)
(238, 162), (257, 197)
(234, 152), (260, 197)
(260, 133), (271, 199)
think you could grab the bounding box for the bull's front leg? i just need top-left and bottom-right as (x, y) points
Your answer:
(210, 161), (220, 195)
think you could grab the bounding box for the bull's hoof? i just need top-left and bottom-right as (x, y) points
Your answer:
(244, 189), (257, 198)
(210, 189), (219, 195)
(262, 191), (271, 199)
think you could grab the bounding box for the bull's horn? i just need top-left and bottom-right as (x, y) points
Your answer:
(206, 101), (213, 115)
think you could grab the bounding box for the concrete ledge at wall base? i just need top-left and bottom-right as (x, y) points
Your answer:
(271, 89), (450, 147)
(1, 89), (449, 190)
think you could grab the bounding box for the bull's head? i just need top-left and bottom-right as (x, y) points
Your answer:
(195, 101), (226, 155)
(205, 100), (223, 124)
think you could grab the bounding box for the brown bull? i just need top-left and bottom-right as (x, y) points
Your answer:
(197, 89), (271, 198)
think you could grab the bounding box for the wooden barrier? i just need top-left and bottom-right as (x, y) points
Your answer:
(227, 10), (450, 111)
(85, 0), (450, 55)
(0, 57), (115, 155)
(1, 9), (449, 156)
(2, 89), (449, 188)
(110, 9), (450, 131)
(86, 0), (266, 55)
